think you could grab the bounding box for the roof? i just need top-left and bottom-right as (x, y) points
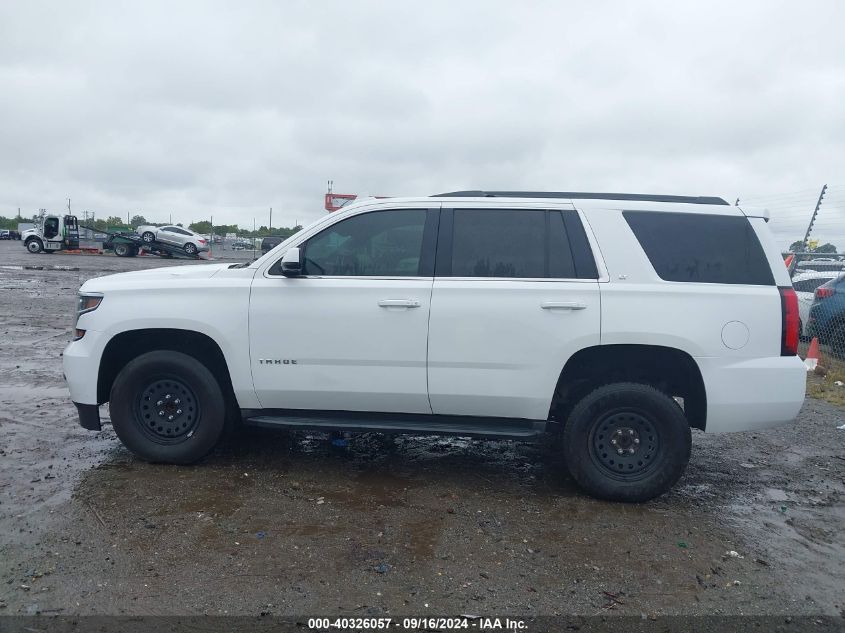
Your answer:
(431, 190), (730, 206)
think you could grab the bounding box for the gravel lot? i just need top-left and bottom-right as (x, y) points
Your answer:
(0, 239), (843, 618)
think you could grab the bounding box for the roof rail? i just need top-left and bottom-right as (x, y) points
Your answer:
(431, 190), (730, 206)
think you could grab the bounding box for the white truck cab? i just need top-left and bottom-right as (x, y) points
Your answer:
(63, 191), (806, 501)
(23, 214), (80, 253)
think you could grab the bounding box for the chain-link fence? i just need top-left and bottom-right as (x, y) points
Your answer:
(741, 186), (845, 368)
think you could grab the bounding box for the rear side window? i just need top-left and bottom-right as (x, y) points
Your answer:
(624, 211), (775, 285)
(446, 209), (597, 279)
(793, 278), (832, 293)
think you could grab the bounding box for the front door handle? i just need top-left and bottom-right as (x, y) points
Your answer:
(378, 299), (421, 308)
(541, 301), (587, 310)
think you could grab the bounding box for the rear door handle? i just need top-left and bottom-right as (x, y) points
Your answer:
(541, 301), (587, 310)
(378, 299), (421, 308)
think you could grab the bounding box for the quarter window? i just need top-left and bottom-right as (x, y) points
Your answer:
(624, 211), (775, 285)
(302, 209), (427, 277)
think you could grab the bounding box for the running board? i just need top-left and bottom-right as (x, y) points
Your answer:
(241, 410), (548, 439)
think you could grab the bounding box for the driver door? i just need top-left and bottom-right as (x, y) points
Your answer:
(249, 205), (438, 413)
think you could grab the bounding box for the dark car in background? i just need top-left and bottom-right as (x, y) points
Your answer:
(0, 230), (10, 240)
(807, 272), (845, 356)
(260, 236), (284, 254)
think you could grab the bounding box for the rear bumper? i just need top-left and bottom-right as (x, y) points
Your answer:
(74, 402), (102, 431)
(697, 355), (806, 433)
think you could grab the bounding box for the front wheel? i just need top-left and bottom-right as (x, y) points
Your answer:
(109, 350), (226, 463)
(141, 231), (155, 243)
(184, 242), (197, 255)
(562, 382), (691, 502)
(25, 238), (43, 254)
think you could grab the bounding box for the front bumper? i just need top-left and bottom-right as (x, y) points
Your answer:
(63, 329), (105, 406)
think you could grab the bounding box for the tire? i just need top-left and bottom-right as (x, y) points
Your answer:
(113, 243), (131, 257)
(25, 238), (43, 254)
(562, 382), (691, 502)
(184, 242), (197, 255)
(109, 350), (226, 464)
(141, 231), (155, 243)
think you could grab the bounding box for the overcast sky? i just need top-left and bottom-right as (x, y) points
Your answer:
(1, 0), (844, 243)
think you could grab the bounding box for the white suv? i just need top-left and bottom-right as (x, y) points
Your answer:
(63, 191), (806, 501)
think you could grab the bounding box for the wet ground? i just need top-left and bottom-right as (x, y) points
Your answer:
(0, 239), (843, 618)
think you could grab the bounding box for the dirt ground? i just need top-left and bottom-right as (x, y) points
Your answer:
(0, 239), (843, 618)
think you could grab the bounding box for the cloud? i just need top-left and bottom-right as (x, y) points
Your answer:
(1, 0), (844, 242)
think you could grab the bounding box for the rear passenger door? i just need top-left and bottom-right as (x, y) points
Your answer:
(427, 205), (601, 421)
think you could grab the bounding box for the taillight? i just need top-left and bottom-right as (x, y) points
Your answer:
(815, 286), (834, 300)
(779, 287), (799, 356)
(198, 239), (207, 244)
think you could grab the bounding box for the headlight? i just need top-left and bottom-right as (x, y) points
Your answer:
(74, 294), (103, 340)
(77, 294), (103, 315)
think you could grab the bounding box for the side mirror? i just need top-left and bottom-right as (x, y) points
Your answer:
(281, 247), (303, 277)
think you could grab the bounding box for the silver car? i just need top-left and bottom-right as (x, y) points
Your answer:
(136, 225), (209, 255)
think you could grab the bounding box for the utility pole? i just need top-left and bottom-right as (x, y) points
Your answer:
(792, 184), (828, 277)
(269, 207), (273, 233)
(67, 198), (71, 215)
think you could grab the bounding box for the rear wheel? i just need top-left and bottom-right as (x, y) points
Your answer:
(113, 242), (131, 257)
(184, 242), (197, 255)
(25, 238), (43, 253)
(141, 231), (155, 243)
(109, 350), (226, 463)
(562, 382), (691, 502)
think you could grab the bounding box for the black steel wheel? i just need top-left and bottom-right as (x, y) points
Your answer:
(109, 350), (226, 463)
(589, 409), (660, 480)
(136, 377), (200, 444)
(563, 382), (691, 502)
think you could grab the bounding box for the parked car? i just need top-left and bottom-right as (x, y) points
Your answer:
(9, 230), (21, 240)
(807, 273), (845, 356)
(63, 190), (805, 502)
(791, 271), (839, 338)
(135, 225), (209, 255)
(0, 230), (10, 240)
(260, 236), (284, 254)
(231, 240), (253, 251)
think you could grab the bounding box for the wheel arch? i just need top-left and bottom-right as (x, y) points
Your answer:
(550, 344), (707, 431)
(97, 328), (237, 409)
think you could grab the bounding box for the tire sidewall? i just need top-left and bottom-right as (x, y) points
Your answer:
(109, 350), (226, 464)
(114, 243), (129, 257)
(184, 243), (196, 254)
(26, 238), (42, 253)
(563, 383), (691, 502)
(142, 232), (155, 243)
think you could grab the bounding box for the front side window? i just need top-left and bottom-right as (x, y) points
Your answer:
(302, 209), (427, 277)
(43, 218), (59, 239)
